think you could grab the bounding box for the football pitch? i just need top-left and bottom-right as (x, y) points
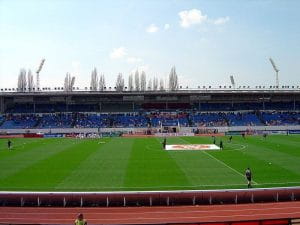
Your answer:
(0, 135), (300, 191)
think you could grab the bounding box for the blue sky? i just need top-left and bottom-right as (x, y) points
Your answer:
(0, 0), (300, 89)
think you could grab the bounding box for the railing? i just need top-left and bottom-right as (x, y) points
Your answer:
(0, 186), (299, 207)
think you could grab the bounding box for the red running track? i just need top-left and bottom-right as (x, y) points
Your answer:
(0, 201), (300, 224)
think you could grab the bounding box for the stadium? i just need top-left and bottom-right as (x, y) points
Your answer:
(0, 87), (300, 224)
(1, 0), (300, 224)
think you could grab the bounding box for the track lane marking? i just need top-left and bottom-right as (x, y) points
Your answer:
(1, 211), (300, 222)
(3, 205), (300, 215)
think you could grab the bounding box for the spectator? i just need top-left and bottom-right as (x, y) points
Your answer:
(75, 213), (87, 225)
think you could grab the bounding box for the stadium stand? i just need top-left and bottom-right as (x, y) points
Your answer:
(37, 114), (73, 128)
(227, 112), (263, 126)
(0, 91), (299, 130)
(0, 111), (299, 129)
(193, 102), (300, 111)
(0, 91), (300, 225)
(74, 113), (105, 128)
(191, 112), (228, 127)
(148, 112), (188, 127)
(0, 114), (38, 129)
(261, 111), (300, 125)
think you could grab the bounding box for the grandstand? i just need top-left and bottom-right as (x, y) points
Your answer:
(1, 111), (300, 129)
(0, 89), (300, 225)
(2, 0), (300, 223)
(0, 89), (299, 130)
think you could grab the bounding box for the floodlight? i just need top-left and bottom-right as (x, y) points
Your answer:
(36, 59), (45, 91)
(269, 58), (279, 87)
(230, 75), (235, 89)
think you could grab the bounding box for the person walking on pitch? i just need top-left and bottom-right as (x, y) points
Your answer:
(162, 137), (167, 149)
(7, 140), (12, 150)
(245, 167), (252, 188)
(219, 140), (223, 150)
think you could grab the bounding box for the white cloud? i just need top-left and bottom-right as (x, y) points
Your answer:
(109, 47), (127, 59)
(179, 9), (207, 28)
(127, 57), (142, 64)
(213, 16), (230, 25)
(146, 24), (159, 33)
(110, 47), (142, 64)
(164, 24), (170, 30)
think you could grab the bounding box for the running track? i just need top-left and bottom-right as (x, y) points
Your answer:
(0, 201), (300, 224)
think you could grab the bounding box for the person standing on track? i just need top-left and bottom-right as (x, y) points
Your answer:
(245, 167), (252, 188)
(75, 213), (87, 225)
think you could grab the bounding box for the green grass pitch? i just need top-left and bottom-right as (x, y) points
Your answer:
(0, 135), (300, 191)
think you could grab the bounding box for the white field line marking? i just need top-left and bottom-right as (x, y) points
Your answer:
(91, 211), (300, 221)
(51, 181), (300, 190)
(5, 206), (300, 215)
(226, 143), (247, 151)
(179, 137), (258, 185)
(105, 211), (300, 221)
(202, 151), (258, 185)
(2, 211), (299, 222)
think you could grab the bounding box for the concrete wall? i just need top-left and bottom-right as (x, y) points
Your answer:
(0, 186), (299, 207)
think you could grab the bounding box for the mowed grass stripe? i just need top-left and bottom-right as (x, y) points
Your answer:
(56, 138), (133, 191)
(215, 148), (299, 185)
(190, 136), (300, 185)
(0, 139), (98, 190)
(0, 135), (299, 191)
(242, 136), (300, 176)
(168, 137), (246, 188)
(0, 138), (43, 155)
(0, 138), (51, 161)
(182, 136), (258, 183)
(260, 135), (300, 158)
(123, 138), (191, 190)
(0, 138), (77, 181)
(188, 136), (300, 184)
(238, 136), (300, 183)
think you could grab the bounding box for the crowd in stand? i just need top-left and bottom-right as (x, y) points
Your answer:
(261, 111), (300, 126)
(0, 111), (299, 129)
(0, 114), (38, 129)
(74, 114), (106, 128)
(227, 112), (262, 126)
(147, 112), (189, 127)
(37, 114), (73, 128)
(191, 112), (228, 127)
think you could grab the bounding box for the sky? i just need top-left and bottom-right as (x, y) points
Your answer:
(0, 0), (300, 89)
